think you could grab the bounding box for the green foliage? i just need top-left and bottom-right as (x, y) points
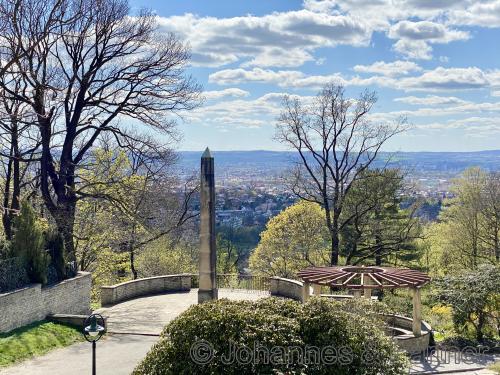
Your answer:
(45, 230), (67, 281)
(426, 168), (500, 273)
(0, 239), (12, 260)
(433, 264), (500, 342)
(0, 257), (29, 293)
(250, 200), (330, 277)
(11, 202), (49, 285)
(340, 168), (422, 266)
(133, 297), (408, 375)
(90, 249), (131, 306)
(217, 225), (263, 271)
(0, 321), (82, 367)
(136, 239), (197, 278)
(216, 233), (239, 274)
(299, 298), (409, 375)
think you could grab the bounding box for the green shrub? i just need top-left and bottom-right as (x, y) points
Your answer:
(45, 230), (67, 281)
(433, 264), (500, 342)
(133, 297), (408, 375)
(0, 257), (29, 292)
(0, 239), (12, 260)
(299, 298), (408, 375)
(11, 202), (50, 285)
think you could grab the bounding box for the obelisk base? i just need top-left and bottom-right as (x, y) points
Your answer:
(198, 289), (218, 303)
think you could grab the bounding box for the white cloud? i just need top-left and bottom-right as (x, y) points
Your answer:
(388, 21), (469, 60)
(449, 0), (500, 28)
(208, 68), (305, 86)
(204, 88), (250, 100)
(209, 66), (500, 93)
(398, 67), (490, 91)
(353, 60), (421, 76)
(393, 39), (433, 60)
(394, 95), (469, 105)
(157, 10), (371, 68)
(389, 21), (469, 42)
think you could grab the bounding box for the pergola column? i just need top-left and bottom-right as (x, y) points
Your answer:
(362, 274), (372, 298)
(412, 287), (422, 336)
(302, 281), (311, 302)
(313, 284), (322, 296)
(352, 289), (362, 298)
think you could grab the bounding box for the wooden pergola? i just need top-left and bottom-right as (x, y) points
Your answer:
(297, 266), (431, 336)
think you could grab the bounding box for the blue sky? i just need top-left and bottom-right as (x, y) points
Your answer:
(130, 0), (500, 152)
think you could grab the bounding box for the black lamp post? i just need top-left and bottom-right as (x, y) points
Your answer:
(83, 313), (106, 375)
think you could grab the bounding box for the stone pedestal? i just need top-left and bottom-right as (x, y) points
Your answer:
(198, 148), (218, 303)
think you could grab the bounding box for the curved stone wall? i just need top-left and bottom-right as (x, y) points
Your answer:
(269, 277), (304, 302)
(101, 274), (192, 306)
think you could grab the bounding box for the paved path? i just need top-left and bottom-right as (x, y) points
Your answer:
(0, 289), (267, 375)
(1, 289), (498, 375)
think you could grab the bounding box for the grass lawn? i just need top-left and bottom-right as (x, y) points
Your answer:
(488, 361), (500, 374)
(0, 320), (83, 367)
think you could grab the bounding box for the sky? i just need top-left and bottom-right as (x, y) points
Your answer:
(129, 0), (500, 152)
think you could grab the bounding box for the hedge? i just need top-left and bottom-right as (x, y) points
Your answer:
(0, 257), (30, 293)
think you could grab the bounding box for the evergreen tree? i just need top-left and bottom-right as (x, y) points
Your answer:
(12, 202), (49, 284)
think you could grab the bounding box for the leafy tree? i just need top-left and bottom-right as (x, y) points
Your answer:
(75, 146), (196, 279)
(249, 200), (330, 277)
(340, 169), (422, 266)
(433, 264), (500, 342)
(12, 201), (49, 284)
(428, 168), (499, 272)
(216, 233), (239, 274)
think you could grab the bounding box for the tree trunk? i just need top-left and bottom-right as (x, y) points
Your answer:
(130, 248), (138, 280)
(53, 199), (77, 262)
(331, 224), (339, 266)
(375, 234), (383, 266)
(2, 143), (13, 238)
(476, 313), (485, 342)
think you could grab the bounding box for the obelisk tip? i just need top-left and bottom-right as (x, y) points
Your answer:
(201, 147), (212, 158)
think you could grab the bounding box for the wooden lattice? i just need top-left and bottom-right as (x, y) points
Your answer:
(297, 266), (430, 289)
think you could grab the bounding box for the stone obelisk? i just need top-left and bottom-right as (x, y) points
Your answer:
(198, 148), (218, 303)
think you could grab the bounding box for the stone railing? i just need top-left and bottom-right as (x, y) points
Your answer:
(101, 274), (191, 306)
(0, 272), (91, 333)
(269, 277), (304, 302)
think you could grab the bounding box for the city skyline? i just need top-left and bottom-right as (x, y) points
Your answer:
(130, 0), (500, 152)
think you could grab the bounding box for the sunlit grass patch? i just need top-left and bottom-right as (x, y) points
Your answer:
(0, 320), (82, 367)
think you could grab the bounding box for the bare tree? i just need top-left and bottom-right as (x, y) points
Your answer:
(0, 0), (201, 259)
(0, 75), (40, 239)
(276, 83), (406, 265)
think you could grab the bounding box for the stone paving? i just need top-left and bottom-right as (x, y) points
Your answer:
(1, 289), (498, 375)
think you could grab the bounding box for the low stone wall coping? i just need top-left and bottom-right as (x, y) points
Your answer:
(101, 274), (192, 306)
(270, 276), (304, 302)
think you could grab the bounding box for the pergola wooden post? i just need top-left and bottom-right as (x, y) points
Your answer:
(362, 273), (372, 298)
(302, 281), (311, 302)
(412, 287), (422, 336)
(313, 284), (322, 295)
